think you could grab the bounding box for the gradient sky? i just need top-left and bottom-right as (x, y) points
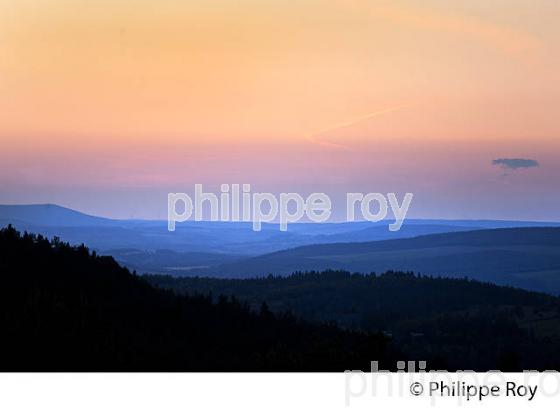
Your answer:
(1, 0), (559, 220)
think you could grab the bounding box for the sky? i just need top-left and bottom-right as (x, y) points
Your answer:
(0, 0), (559, 220)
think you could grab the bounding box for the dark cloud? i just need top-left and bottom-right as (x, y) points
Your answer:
(492, 158), (539, 170)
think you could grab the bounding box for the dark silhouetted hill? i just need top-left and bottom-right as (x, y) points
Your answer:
(149, 270), (560, 371)
(0, 225), (394, 371)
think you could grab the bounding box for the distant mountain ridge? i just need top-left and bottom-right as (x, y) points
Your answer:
(2, 204), (560, 282)
(0, 204), (114, 227)
(2, 203), (559, 229)
(198, 227), (560, 294)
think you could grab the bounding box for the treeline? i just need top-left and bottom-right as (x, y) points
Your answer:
(147, 270), (556, 324)
(147, 270), (560, 371)
(0, 226), (395, 371)
(3, 223), (560, 371)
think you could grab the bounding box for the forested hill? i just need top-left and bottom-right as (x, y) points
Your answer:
(148, 271), (560, 371)
(148, 270), (557, 325)
(0, 225), (394, 371)
(3, 224), (560, 371)
(199, 227), (560, 294)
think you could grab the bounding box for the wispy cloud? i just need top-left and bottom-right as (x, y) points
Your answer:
(492, 158), (540, 170)
(307, 105), (405, 150)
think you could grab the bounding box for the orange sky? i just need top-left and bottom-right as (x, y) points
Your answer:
(1, 0), (559, 219)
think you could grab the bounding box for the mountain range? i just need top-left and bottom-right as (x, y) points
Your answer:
(202, 227), (560, 294)
(2, 204), (560, 293)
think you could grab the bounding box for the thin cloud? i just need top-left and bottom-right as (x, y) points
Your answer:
(307, 105), (405, 151)
(492, 158), (539, 170)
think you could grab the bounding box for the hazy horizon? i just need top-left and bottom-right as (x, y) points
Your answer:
(2, 202), (560, 224)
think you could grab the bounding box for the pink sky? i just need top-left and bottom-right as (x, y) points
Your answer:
(1, 0), (559, 220)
